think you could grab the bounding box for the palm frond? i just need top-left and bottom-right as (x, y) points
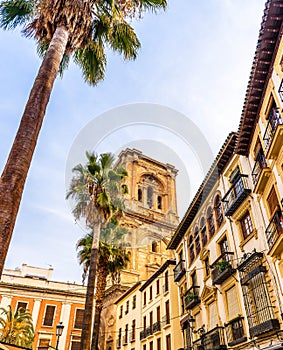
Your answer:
(74, 41), (106, 86)
(0, 0), (34, 30)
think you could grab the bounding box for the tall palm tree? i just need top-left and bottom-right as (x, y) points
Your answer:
(77, 225), (130, 350)
(0, 0), (167, 278)
(67, 151), (128, 350)
(0, 305), (34, 349)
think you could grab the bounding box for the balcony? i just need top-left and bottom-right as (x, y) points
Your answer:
(249, 318), (280, 338)
(174, 260), (186, 282)
(265, 210), (283, 256)
(140, 329), (146, 340)
(211, 252), (236, 285)
(222, 175), (251, 217)
(152, 321), (161, 333)
(251, 154), (271, 194)
(225, 316), (247, 346)
(193, 326), (227, 350)
(183, 286), (200, 310)
(263, 108), (283, 159)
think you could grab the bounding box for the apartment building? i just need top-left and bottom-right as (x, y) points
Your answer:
(167, 1), (283, 349)
(115, 260), (182, 350)
(0, 264), (86, 350)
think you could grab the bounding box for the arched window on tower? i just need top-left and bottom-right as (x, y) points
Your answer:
(157, 195), (162, 209)
(152, 241), (158, 253)
(147, 187), (153, 208)
(138, 188), (142, 202)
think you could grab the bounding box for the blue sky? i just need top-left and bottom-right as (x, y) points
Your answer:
(0, 0), (266, 282)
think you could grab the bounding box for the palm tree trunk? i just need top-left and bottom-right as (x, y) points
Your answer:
(0, 26), (69, 276)
(91, 254), (109, 350)
(80, 223), (100, 350)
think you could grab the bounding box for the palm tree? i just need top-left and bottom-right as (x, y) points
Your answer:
(67, 151), (128, 350)
(0, 305), (34, 349)
(77, 225), (130, 350)
(0, 0), (167, 278)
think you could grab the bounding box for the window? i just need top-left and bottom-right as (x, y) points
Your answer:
(219, 237), (229, 255)
(207, 207), (215, 237)
(74, 308), (84, 329)
(119, 305), (123, 318)
(143, 345), (146, 350)
(125, 301), (129, 314)
(38, 339), (50, 350)
(131, 319), (136, 341)
(164, 271), (169, 292)
(16, 302), (28, 313)
(124, 324), (128, 344)
(189, 235), (195, 263)
(43, 305), (55, 326)
(143, 316), (146, 332)
(157, 338), (161, 350)
(267, 186), (279, 217)
(143, 292), (146, 305)
(157, 195), (162, 209)
(226, 286), (240, 320)
(70, 336), (81, 350)
(214, 194), (223, 228)
(200, 217), (207, 247)
(156, 306), (161, 323)
(208, 301), (217, 330)
(165, 300), (170, 325)
(191, 271), (197, 287)
(138, 188), (142, 202)
(240, 212), (253, 239)
(156, 279), (160, 295)
(152, 241), (158, 253)
(166, 334), (171, 350)
(117, 328), (122, 348)
(150, 311), (153, 331)
(204, 257), (210, 277)
(132, 295), (136, 309)
(195, 226), (200, 255)
(150, 341), (153, 350)
(147, 187), (153, 208)
(149, 286), (153, 300)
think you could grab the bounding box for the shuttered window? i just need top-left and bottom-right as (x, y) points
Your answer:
(43, 305), (56, 326)
(16, 302), (28, 313)
(195, 312), (202, 330)
(267, 186), (279, 217)
(226, 286), (240, 320)
(38, 338), (50, 350)
(208, 302), (217, 330)
(74, 308), (84, 329)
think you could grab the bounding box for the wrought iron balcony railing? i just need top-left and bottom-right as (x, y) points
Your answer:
(211, 252), (236, 285)
(222, 175), (251, 216)
(174, 259), (186, 282)
(152, 321), (161, 333)
(265, 210), (283, 250)
(183, 286), (200, 310)
(140, 329), (146, 340)
(193, 326), (227, 350)
(225, 316), (246, 346)
(263, 107), (283, 153)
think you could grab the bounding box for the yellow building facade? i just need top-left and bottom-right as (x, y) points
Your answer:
(168, 1), (283, 349)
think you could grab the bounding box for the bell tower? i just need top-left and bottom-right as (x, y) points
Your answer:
(117, 148), (179, 283)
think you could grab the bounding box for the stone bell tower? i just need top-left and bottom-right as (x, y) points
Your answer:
(99, 149), (179, 350)
(117, 148), (179, 283)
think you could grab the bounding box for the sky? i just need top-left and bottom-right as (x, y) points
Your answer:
(0, 0), (266, 283)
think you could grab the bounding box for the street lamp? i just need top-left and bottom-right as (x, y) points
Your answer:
(55, 322), (64, 350)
